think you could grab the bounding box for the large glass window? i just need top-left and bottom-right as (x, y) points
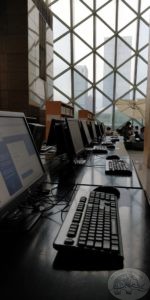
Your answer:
(48, 0), (150, 129)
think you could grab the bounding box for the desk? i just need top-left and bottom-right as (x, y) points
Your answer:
(1, 186), (150, 300)
(1, 141), (149, 300)
(45, 156), (141, 189)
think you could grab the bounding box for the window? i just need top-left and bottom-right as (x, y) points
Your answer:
(48, 0), (150, 128)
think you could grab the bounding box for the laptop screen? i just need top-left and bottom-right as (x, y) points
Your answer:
(0, 111), (45, 217)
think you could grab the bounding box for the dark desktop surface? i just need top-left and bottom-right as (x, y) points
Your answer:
(44, 152), (141, 189)
(1, 186), (150, 300)
(1, 144), (150, 300)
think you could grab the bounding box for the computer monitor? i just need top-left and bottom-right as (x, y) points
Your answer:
(66, 118), (85, 160)
(46, 119), (67, 155)
(100, 122), (106, 136)
(79, 120), (92, 147)
(91, 121), (98, 139)
(88, 120), (98, 141)
(0, 111), (45, 219)
(46, 119), (58, 146)
(28, 123), (45, 152)
(95, 122), (102, 140)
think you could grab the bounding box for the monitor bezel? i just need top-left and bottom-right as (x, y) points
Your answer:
(0, 111), (45, 219)
(66, 118), (85, 159)
(79, 119), (92, 147)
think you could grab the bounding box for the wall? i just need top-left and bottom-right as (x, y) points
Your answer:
(0, 0), (29, 114)
(28, 0), (53, 117)
(0, 0), (53, 123)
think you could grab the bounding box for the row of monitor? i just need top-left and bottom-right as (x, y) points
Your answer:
(0, 111), (105, 222)
(46, 118), (106, 160)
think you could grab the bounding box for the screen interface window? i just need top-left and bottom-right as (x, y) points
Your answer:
(0, 117), (44, 210)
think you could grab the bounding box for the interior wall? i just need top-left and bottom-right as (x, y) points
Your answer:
(0, 0), (29, 114)
(0, 0), (53, 123)
(28, 0), (53, 112)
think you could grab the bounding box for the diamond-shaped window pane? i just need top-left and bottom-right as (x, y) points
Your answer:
(122, 0), (139, 12)
(95, 90), (112, 113)
(74, 70), (92, 98)
(74, 35), (92, 63)
(97, 38), (115, 67)
(51, 0), (70, 26)
(73, 0), (92, 26)
(97, 106), (113, 127)
(96, 0), (109, 10)
(119, 21), (137, 50)
(141, 2), (150, 12)
(135, 90), (146, 99)
(118, 1), (137, 31)
(96, 54), (113, 82)
(53, 89), (70, 103)
(139, 20), (149, 50)
(116, 74), (132, 99)
(54, 70), (71, 98)
(53, 54), (69, 77)
(118, 57), (135, 84)
(137, 80), (147, 95)
(141, 10), (150, 23)
(75, 89), (93, 111)
(54, 33), (71, 63)
(75, 54), (93, 82)
(53, 17), (69, 40)
(117, 38), (133, 66)
(96, 17), (114, 48)
(81, 0), (93, 9)
(137, 58), (148, 84)
(117, 91), (134, 100)
(139, 47), (149, 62)
(97, 74), (114, 100)
(97, 0), (116, 31)
(74, 17), (93, 47)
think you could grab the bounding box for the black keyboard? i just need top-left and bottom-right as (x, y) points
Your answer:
(53, 186), (123, 265)
(105, 159), (132, 176)
(92, 145), (108, 154)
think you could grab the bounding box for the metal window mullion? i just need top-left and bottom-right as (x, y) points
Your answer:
(73, 31), (93, 51)
(53, 85), (71, 100)
(73, 68), (93, 85)
(112, 0), (119, 130)
(70, 0), (74, 108)
(96, 71), (114, 85)
(93, 0), (96, 115)
(73, 13), (93, 30)
(133, 0), (141, 100)
(74, 51), (93, 66)
(53, 50), (71, 66)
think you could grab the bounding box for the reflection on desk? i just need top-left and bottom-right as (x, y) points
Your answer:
(0, 186), (150, 300)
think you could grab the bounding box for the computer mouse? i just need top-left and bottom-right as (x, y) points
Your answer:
(106, 155), (120, 160)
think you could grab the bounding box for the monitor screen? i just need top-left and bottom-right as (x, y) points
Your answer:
(46, 119), (67, 155)
(66, 119), (85, 158)
(91, 121), (97, 139)
(0, 111), (45, 218)
(80, 120), (92, 146)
